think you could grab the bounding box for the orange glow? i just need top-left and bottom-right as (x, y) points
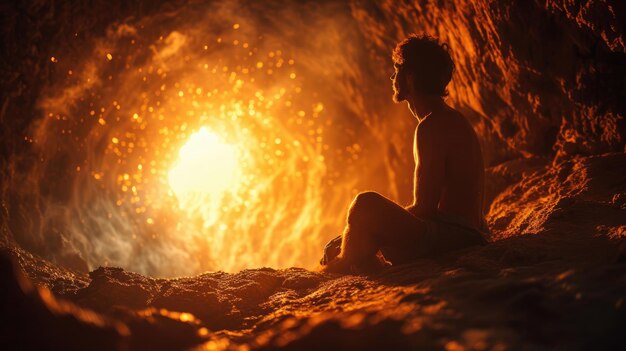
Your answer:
(30, 11), (366, 277)
(168, 128), (240, 203)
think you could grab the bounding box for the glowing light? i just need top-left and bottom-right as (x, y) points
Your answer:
(32, 14), (339, 276)
(168, 128), (240, 202)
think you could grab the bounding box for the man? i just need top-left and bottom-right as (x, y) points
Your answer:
(320, 35), (488, 274)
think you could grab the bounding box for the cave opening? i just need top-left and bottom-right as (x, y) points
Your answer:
(3, 1), (418, 277)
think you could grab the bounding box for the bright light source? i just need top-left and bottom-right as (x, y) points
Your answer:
(168, 127), (239, 202)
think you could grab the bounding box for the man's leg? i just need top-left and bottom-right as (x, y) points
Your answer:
(323, 191), (433, 273)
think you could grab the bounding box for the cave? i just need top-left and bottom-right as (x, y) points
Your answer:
(1, 0), (625, 350)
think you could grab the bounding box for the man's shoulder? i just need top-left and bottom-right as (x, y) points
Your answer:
(420, 108), (467, 133)
(416, 114), (447, 149)
(417, 110), (449, 136)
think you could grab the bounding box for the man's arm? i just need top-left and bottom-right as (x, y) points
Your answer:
(411, 118), (446, 218)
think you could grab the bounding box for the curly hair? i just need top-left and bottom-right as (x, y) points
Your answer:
(392, 34), (455, 97)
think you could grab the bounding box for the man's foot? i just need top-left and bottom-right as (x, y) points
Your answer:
(319, 256), (353, 274)
(319, 255), (391, 275)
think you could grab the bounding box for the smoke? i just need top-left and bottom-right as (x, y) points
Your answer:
(3, 1), (415, 277)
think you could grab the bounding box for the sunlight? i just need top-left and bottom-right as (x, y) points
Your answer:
(168, 127), (240, 202)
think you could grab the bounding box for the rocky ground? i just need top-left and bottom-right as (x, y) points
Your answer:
(3, 153), (625, 350)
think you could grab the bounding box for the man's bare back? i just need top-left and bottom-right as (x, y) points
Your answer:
(411, 105), (485, 230)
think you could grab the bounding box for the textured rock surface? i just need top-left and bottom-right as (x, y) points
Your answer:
(354, 0), (625, 163)
(488, 153), (626, 240)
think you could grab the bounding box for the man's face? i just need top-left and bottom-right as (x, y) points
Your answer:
(391, 63), (409, 103)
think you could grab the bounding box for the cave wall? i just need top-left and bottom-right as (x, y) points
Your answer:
(350, 0), (626, 240)
(352, 0), (625, 163)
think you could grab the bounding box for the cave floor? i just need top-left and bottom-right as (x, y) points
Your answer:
(4, 228), (626, 351)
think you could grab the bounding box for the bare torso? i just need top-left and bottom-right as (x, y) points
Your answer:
(320, 104), (487, 273)
(413, 106), (485, 230)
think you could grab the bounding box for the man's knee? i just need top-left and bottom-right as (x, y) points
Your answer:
(353, 191), (385, 208)
(348, 191), (384, 224)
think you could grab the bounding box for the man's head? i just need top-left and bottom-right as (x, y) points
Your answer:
(391, 35), (455, 103)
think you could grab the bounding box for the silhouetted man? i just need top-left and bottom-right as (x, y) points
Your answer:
(320, 35), (488, 274)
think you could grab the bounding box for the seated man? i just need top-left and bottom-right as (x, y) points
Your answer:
(320, 35), (489, 273)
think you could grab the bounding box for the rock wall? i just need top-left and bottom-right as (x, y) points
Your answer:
(352, 0), (625, 163)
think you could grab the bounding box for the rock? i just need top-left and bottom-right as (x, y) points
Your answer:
(72, 267), (158, 313)
(0, 253), (127, 351)
(355, 0), (626, 161)
(487, 153), (626, 240)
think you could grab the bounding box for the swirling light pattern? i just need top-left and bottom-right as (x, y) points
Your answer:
(29, 16), (335, 276)
(16, 3), (409, 277)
